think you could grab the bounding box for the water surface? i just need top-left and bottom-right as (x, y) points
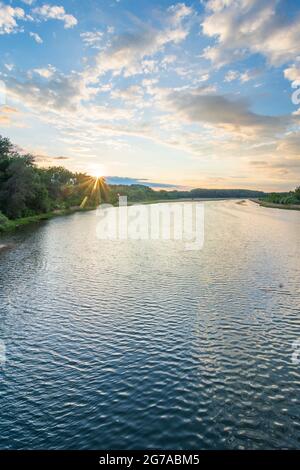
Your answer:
(0, 200), (300, 449)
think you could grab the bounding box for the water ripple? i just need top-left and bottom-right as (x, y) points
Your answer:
(0, 201), (300, 449)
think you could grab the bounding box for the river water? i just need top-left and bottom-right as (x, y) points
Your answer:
(0, 200), (299, 449)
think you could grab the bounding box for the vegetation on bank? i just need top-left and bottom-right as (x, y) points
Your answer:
(260, 188), (300, 206)
(0, 135), (109, 232)
(1, 134), (299, 233)
(0, 207), (97, 233)
(108, 185), (266, 204)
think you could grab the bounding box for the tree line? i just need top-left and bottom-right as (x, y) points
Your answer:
(1, 134), (298, 229)
(262, 188), (300, 205)
(108, 185), (266, 204)
(0, 135), (108, 224)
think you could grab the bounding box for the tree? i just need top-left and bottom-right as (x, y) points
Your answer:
(0, 157), (50, 219)
(0, 211), (9, 227)
(0, 136), (14, 160)
(39, 166), (75, 206)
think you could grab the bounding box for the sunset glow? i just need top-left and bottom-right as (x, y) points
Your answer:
(0, 0), (299, 191)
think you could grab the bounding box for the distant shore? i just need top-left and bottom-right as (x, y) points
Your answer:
(130, 197), (230, 205)
(252, 199), (300, 211)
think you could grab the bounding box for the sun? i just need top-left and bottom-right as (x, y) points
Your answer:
(94, 171), (103, 180)
(90, 165), (106, 179)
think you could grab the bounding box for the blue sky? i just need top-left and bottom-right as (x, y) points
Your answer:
(0, 0), (300, 190)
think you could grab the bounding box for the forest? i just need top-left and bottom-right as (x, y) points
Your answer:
(0, 135), (109, 228)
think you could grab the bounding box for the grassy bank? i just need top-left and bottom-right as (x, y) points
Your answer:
(252, 199), (300, 211)
(0, 198), (251, 234)
(0, 206), (96, 234)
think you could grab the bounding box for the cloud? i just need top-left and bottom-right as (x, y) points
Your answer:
(168, 3), (193, 25)
(0, 3), (25, 35)
(248, 132), (300, 181)
(3, 64), (135, 144)
(0, 105), (22, 127)
(284, 63), (300, 84)
(276, 132), (300, 157)
(84, 3), (193, 79)
(80, 31), (103, 46)
(111, 85), (145, 105)
(4, 63), (14, 71)
(29, 31), (43, 43)
(224, 68), (262, 83)
(249, 157), (300, 180)
(163, 86), (290, 138)
(224, 70), (240, 82)
(32, 153), (72, 166)
(202, 0), (300, 68)
(5, 70), (89, 112)
(33, 4), (78, 29)
(0, 2), (77, 36)
(32, 65), (56, 78)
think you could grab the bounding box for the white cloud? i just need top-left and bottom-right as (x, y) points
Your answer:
(224, 70), (240, 82)
(284, 63), (300, 84)
(168, 2), (193, 25)
(0, 3), (25, 35)
(111, 85), (145, 107)
(162, 86), (292, 139)
(29, 31), (43, 43)
(224, 68), (262, 83)
(6, 70), (89, 113)
(4, 63), (14, 71)
(80, 31), (103, 46)
(33, 4), (78, 29)
(84, 3), (193, 80)
(202, 0), (300, 68)
(3, 0), (298, 185)
(32, 65), (56, 78)
(161, 55), (177, 66)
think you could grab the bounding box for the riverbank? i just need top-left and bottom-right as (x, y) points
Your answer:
(0, 206), (96, 234)
(0, 198), (259, 235)
(252, 199), (300, 211)
(0, 243), (10, 252)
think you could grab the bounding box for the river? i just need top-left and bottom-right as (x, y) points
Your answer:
(0, 200), (299, 449)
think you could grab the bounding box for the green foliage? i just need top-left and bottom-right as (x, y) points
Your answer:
(107, 184), (266, 204)
(263, 188), (300, 205)
(0, 210), (9, 227)
(0, 157), (51, 219)
(1, 134), (298, 226)
(0, 135), (107, 221)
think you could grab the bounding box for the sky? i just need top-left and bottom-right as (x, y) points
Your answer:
(0, 0), (300, 191)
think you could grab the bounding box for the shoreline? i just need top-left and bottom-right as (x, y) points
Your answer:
(2, 197), (298, 237)
(0, 206), (96, 235)
(0, 244), (10, 252)
(251, 199), (300, 211)
(0, 198), (243, 235)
